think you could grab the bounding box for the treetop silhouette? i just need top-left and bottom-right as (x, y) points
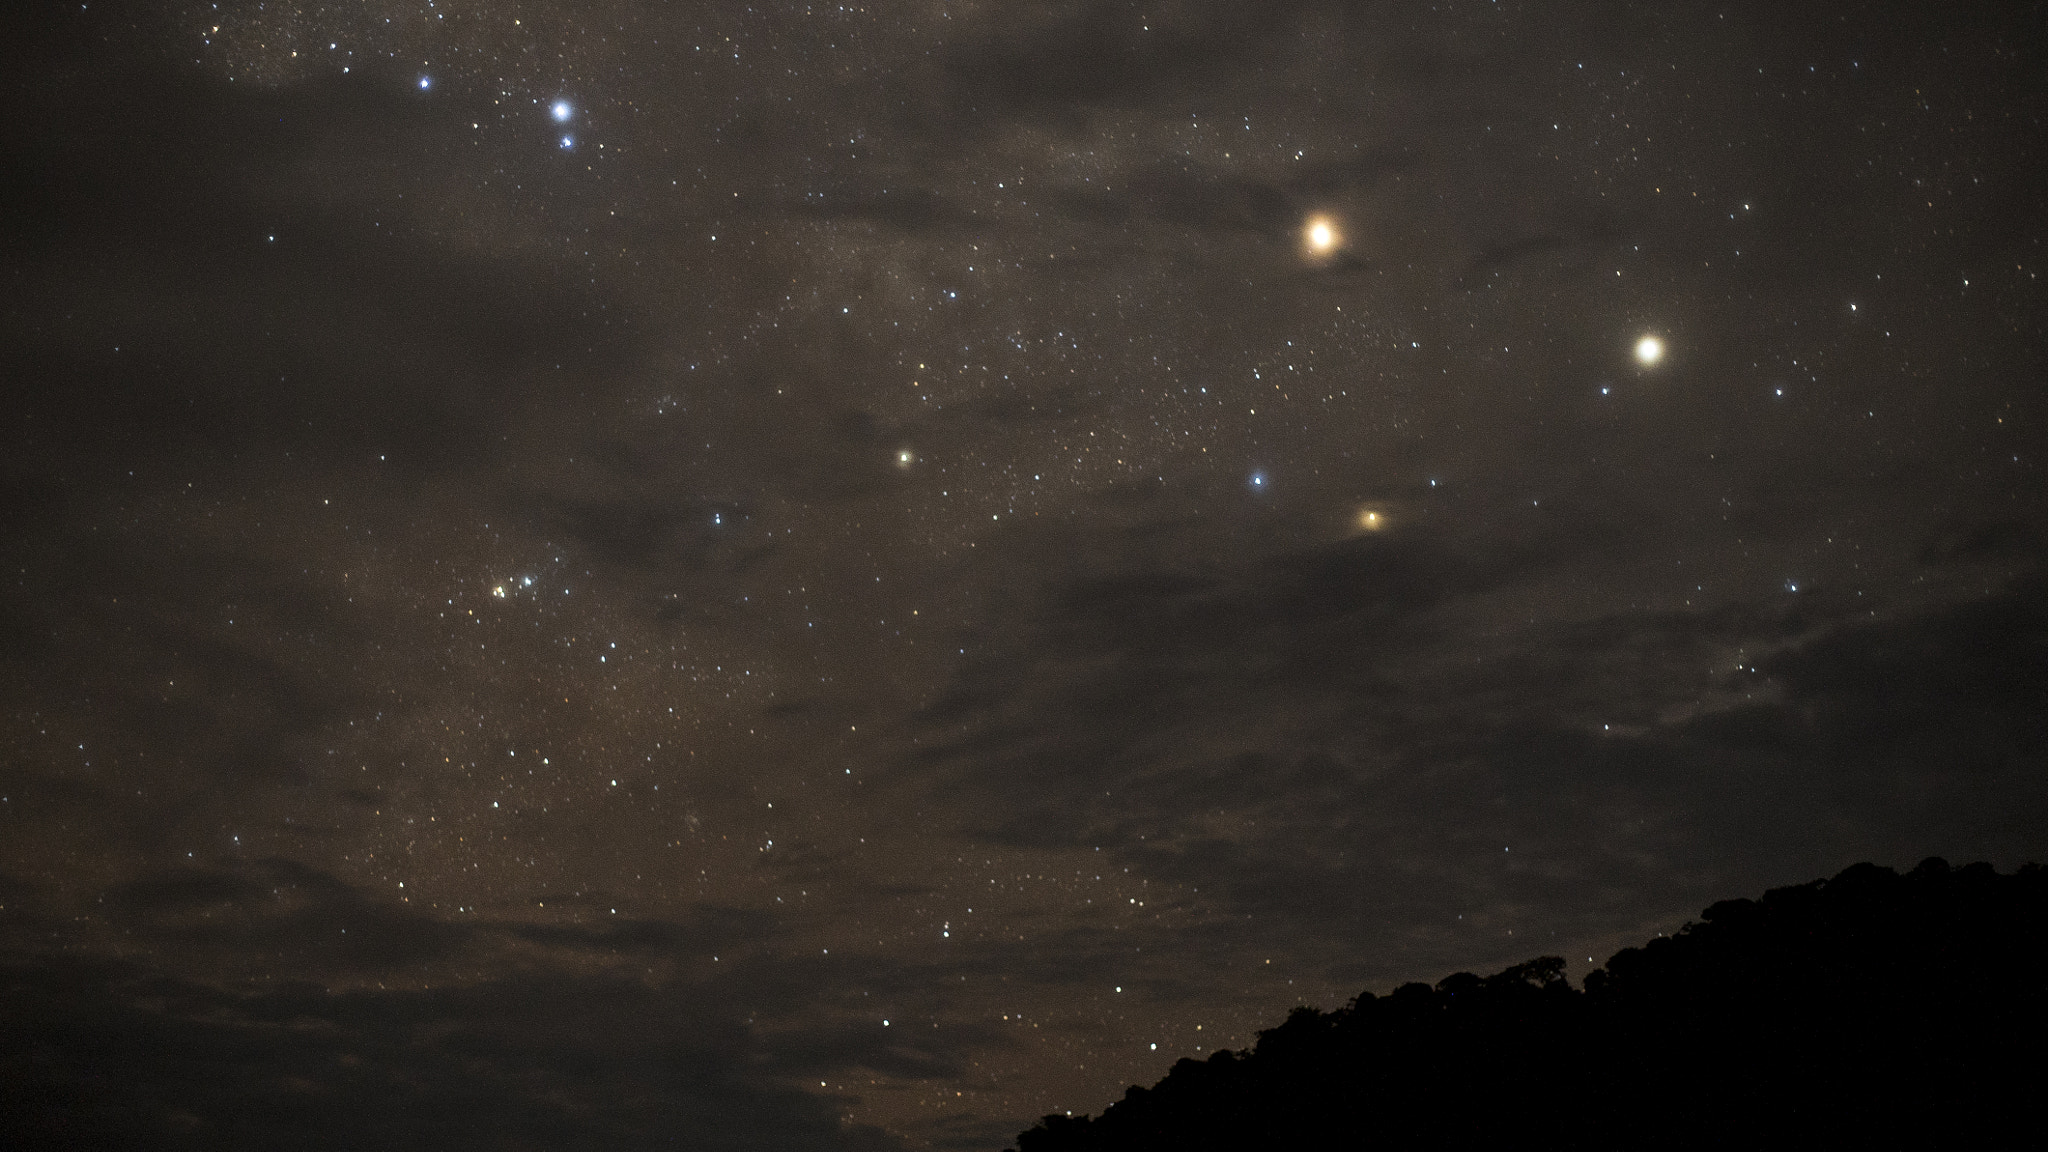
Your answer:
(1014, 859), (2047, 1151)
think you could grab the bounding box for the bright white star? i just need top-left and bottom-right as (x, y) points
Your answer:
(552, 100), (572, 122)
(1634, 335), (1665, 366)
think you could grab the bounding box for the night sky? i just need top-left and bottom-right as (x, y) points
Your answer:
(3, 1), (2045, 1148)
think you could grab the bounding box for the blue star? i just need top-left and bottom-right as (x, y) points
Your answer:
(1248, 471), (1267, 490)
(552, 100), (573, 122)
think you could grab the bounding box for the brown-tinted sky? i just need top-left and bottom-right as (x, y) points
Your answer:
(3, 1), (2044, 1147)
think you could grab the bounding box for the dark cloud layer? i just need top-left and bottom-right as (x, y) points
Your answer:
(0, 956), (903, 1152)
(920, 504), (2047, 970)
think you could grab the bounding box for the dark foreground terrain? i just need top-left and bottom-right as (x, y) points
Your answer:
(1014, 859), (2048, 1151)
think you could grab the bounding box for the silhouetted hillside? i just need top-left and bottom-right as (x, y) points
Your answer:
(1013, 859), (2048, 1151)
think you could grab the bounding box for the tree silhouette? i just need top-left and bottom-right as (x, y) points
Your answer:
(1014, 859), (2048, 1151)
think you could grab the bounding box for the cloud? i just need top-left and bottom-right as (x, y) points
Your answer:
(899, 491), (2048, 982)
(5, 859), (952, 1150)
(105, 858), (466, 972)
(0, 955), (904, 1152)
(935, 0), (1321, 122)
(0, 33), (646, 480)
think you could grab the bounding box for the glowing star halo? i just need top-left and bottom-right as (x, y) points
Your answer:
(1356, 507), (1387, 532)
(1303, 214), (1341, 259)
(1635, 335), (1666, 366)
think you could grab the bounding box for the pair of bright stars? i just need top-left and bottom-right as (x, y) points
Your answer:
(1299, 215), (1669, 368)
(550, 99), (576, 149)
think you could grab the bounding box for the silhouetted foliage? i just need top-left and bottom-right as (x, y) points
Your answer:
(1012, 859), (2048, 1150)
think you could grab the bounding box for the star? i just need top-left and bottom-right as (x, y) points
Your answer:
(1302, 214), (1341, 259)
(552, 100), (573, 123)
(1634, 335), (1665, 366)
